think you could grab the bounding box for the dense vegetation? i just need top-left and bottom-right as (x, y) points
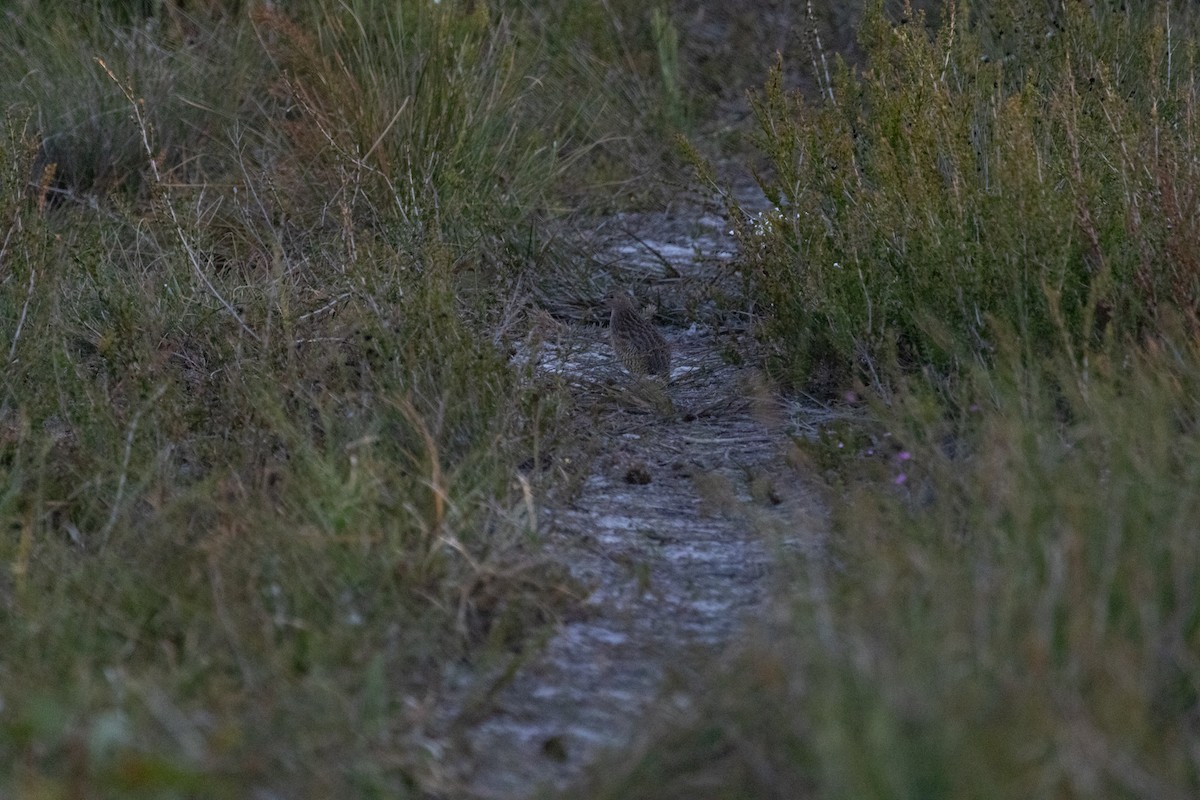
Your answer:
(594, 1), (1200, 798)
(0, 1), (675, 794)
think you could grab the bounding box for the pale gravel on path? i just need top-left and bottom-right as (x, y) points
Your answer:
(440, 205), (825, 799)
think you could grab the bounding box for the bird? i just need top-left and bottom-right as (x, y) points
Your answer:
(606, 290), (671, 378)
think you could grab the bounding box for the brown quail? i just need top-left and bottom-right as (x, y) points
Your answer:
(607, 291), (671, 377)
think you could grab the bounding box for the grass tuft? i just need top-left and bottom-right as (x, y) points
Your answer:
(716, 0), (1200, 398)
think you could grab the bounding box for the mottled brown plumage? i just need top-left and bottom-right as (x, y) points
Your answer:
(607, 291), (671, 377)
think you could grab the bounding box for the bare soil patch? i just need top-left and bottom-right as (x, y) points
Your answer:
(431, 200), (829, 798)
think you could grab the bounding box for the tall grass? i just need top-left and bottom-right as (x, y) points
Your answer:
(510, 0), (702, 207)
(780, 332), (1200, 800)
(0, 1), (634, 794)
(584, 2), (1200, 798)
(723, 0), (1200, 397)
(2, 3), (260, 204)
(254, 1), (563, 248)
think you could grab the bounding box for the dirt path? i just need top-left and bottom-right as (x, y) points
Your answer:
(436, 203), (825, 798)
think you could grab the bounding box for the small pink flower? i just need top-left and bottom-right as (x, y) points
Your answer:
(894, 473), (908, 485)
(897, 451), (912, 461)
